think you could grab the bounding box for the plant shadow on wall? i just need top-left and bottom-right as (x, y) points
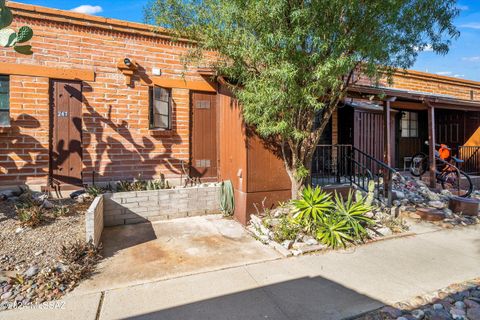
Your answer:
(0, 114), (49, 185)
(0, 83), (195, 188)
(81, 87), (186, 185)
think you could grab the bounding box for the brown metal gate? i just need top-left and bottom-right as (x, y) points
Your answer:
(50, 80), (83, 187)
(191, 91), (218, 180)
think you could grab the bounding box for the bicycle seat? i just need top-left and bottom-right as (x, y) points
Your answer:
(452, 156), (464, 163)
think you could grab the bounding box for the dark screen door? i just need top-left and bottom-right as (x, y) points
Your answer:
(191, 92), (218, 180)
(50, 80), (83, 186)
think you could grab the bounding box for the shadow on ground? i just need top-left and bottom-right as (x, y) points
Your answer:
(115, 276), (384, 320)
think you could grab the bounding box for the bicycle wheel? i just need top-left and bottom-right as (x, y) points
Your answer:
(441, 170), (473, 197)
(410, 153), (428, 177)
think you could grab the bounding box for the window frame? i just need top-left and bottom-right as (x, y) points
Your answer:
(400, 111), (419, 138)
(149, 86), (172, 130)
(0, 75), (10, 127)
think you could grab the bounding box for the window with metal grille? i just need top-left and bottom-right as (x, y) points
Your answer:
(149, 86), (172, 129)
(0, 76), (9, 127)
(401, 111), (418, 138)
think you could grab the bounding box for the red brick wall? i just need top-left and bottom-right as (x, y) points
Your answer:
(357, 70), (480, 102)
(0, 5), (210, 188)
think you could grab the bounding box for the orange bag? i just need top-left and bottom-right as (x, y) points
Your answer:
(438, 144), (450, 160)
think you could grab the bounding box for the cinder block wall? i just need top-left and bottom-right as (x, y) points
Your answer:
(103, 186), (221, 227)
(86, 196), (104, 246)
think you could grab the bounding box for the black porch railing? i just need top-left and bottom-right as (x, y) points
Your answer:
(311, 144), (396, 205)
(311, 144), (352, 186)
(458, 146), (480, 175)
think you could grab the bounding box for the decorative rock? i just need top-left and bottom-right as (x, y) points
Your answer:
(464, 299), (480, 309)
(15, 227), (24, 234)
(428, 201), (445, 209)
(411, 309), (425, 319)
(41, 200), (54, 209)
(376, 227), (393, 236)
(24, 266), (39, 278)
(416, 208), (445, 221)
(454, 301), (465, 309)
(0, 291), (12, 300)
(381, 306), (403, 318)
(467, 307), (480, 320)
(281, 240), (293, 250)
(449, 196), (480, 216)
(450, 308), (466, 319)
(433, 303), (444, 310)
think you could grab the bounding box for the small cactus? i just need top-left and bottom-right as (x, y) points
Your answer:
(0, 2), (33, 55)
(365, 180), (375, 206)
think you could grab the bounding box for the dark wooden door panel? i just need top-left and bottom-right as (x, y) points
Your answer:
(50, 80), (83, 186)
(191, 92), (217, 179)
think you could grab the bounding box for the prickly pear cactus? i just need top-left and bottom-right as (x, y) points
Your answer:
(0, 2), (33, 55)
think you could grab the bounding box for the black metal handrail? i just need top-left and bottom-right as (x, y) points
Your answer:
(311, 144), (397, 205)
(351, 147), (397, 205)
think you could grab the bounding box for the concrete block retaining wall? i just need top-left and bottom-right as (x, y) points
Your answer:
(85, 196), (104, 247)
(103, 185), (221, 227)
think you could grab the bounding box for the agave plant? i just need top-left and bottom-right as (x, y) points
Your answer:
(292, 186), (334, 231)
(316, 215), (353, 248)
(334, 191), (374, 239)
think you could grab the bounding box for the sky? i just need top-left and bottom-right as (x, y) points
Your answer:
(16, 0), (480, 81)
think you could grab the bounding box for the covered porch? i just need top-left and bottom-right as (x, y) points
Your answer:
(312, 85), (480, 199)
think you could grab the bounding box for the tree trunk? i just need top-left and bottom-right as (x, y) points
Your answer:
(290, 174), (305, 199)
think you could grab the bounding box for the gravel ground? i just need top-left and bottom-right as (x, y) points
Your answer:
(356, 278), (480, 320)
(0, 198), (91, 272)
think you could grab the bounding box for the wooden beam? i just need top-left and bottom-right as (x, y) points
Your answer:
(149, 77), (216, 92)
(390, 101), (427, 111)
(0, 62), (95, 81)
(427, 103), (437, 188)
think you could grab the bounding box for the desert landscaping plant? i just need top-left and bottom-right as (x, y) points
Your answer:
(116, 174), (171, 192)
(292, 186), (334, 231)
(147, 0), (459, 198)
(0, 0), (33, 54)
(334, 192), (373, 239)
(15, 192), (46, 228)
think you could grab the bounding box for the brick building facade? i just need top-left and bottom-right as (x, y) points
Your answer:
(2, 2), (480, 223)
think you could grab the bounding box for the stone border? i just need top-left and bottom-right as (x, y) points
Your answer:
(247, 214), (415, 258)
(85, 195), (104, 247)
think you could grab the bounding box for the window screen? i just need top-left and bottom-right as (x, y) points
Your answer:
(149, 86), (171, 129)
(401, 111), (418, 138)
(0, 76), (9, 126)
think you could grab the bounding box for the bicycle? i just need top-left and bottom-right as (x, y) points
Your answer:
(410, 142), (473, 197)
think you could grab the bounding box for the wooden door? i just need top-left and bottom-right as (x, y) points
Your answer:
(50, 80), (83, 186)
(191, 92), (218, 180)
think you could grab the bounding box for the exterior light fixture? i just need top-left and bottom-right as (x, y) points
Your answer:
(117, 58), (137, 86)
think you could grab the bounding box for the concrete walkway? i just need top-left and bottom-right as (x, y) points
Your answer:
(76, 215), (281, 294)
(2, 225), (480, 320)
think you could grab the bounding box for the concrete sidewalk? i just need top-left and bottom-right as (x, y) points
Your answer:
(2, 225), (480, 320)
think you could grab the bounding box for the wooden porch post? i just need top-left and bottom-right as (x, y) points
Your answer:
(427, 102), (437, 188)
(383, 99), (394, 205)
(383, 100), (392, 166)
